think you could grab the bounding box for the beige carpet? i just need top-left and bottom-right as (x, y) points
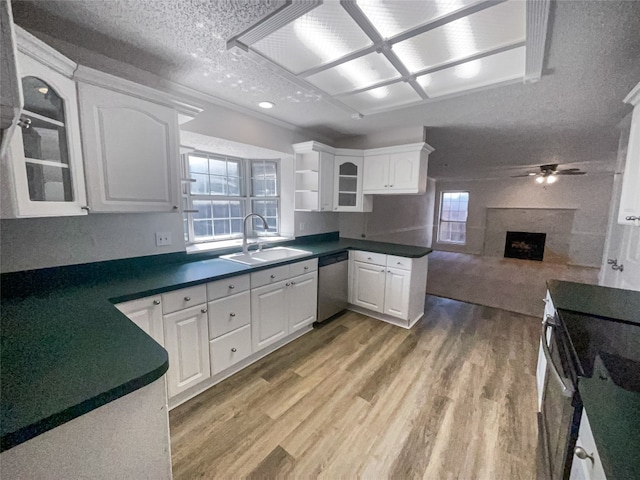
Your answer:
(426, 251), (600, 317)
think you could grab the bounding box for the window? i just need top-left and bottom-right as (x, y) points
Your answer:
(438, 191), (469, 244)
(182, 152), (280, 245)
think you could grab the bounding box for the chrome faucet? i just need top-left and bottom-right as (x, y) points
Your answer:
(242, 213), (269, 254)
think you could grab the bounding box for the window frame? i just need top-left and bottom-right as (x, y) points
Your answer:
(437, 190), (469, 245)
(182, 151), (281, 246)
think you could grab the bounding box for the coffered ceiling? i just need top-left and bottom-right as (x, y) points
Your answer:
(11, 0), (640, 178)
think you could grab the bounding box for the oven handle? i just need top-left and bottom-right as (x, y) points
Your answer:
(541, 315), (575, 397)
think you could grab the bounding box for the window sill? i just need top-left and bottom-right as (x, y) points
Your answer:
(186, 236), (293, 255)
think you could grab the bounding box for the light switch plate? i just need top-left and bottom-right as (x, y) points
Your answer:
(155, 232), (172, 246)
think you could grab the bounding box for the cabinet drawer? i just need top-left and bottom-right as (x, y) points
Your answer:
(210, 324), (252, 375)
(386, 255), (413, 271)
(162, 285), (207, 314)
(351, 250), (386, 266)
(289, 258), (318, 278)
(207, 274), (250, 301)
(251, 264), (290, 288)
(208, 291), (251, 339)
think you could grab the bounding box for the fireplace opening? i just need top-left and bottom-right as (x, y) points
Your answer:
(504, 231), (546, 261)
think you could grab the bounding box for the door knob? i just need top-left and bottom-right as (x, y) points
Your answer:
(231, 347), (237, 353)
(153, 299), (161, 305)
(201, 308), (207, 313)
(230, 312), (236, 317)
(184, 296), (191, 301)
(574, 446), (594, 463)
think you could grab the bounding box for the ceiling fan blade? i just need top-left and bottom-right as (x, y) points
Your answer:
(511, 174), (534, 178)
(556, 171), (586, 175)
(558, 168), (581, 172)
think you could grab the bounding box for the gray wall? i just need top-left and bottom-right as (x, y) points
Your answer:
(432, 174), (615, 267)
(339, 178), (437, 247)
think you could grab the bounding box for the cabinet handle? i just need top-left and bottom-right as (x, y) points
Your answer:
(270, 275), (276, 279)
(81, 206), (91, 212)
(286, 282), (291, 286)
(397, 262), (402, 265)
(381, 269), (385, 272)
(334, 207), (338, 210)
(230, 312), (236, 317)
(574, 446), (594, 463)
(291, 281), (296, 285)
(231, 347), (237, 353)
(153, 299), (161, 305)
(304, 266), (309, 270)
(18, 117), (32, 129)
(184, 296), (191, 301)
(384, 185), (388, 187)
(229, 284), (235, 289)
(368, 257), (372, 260)
(201, 308), (207, 313)
(390, 184), (393, 187)
(625, 215), (640, 221)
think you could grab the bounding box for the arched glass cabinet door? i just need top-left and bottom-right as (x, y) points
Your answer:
(19, 76), (74, 202)
(337, 161), (358, 207)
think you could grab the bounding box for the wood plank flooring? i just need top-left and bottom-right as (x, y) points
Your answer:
(169, 295), (540, 479)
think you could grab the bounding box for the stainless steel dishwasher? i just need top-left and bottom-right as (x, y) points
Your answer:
(316, 251), (349, 324)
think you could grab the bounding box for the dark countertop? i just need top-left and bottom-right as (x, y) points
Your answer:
(1, 234), (431, 451)
(547, 280), (640, 480)
(547, 279), (640, 324)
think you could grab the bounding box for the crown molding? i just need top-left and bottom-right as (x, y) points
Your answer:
(524, 0), (551, 83)
(291, 141), (335, 154)
(15, 25), (76, 77)
(363, 142), (434, 156)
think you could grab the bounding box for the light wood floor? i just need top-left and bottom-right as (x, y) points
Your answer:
(170, 295), (540, 479)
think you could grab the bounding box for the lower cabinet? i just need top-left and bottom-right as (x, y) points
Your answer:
(209, 324), (252, 375)
(569, 409), (606, 480)
(114, 295), (164, 346)
(163, 304), (211, 398)
(348, 251), (428, 326)
(251, 260), (318, 351)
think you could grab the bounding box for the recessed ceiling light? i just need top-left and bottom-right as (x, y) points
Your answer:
(38, 87), (48, 94)
(258, 101), (275, 109)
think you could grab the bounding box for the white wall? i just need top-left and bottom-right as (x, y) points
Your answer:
(433, 174), (615, 267)
(339, 178), (437, 247)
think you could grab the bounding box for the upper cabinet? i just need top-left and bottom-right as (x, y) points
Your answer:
(363, 143), (432, 195)
(77, 78), (181, 213)
(292, 141), (334, 212)
(1, 28), (87, 218)
(618, 81), (640, 226)
(333, 154), (372, 212)
(0, 0), (22, 157)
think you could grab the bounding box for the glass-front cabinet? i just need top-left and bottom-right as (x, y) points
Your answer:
(333, 155), (372, 212)
(1, 50), (86, 218)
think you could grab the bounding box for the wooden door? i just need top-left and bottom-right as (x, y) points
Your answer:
(251, 280), (288, 351)
(163, 305), (210, 398)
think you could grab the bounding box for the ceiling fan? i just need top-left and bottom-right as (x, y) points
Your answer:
(511, 164), (586, 184)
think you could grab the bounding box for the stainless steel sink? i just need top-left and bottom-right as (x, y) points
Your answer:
(221, 246), (312, 266)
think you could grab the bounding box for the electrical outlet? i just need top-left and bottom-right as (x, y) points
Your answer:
(155, 232), (172, 246)
(299, 222), (306, 232)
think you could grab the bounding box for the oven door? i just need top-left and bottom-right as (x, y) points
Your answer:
(539, 315), (579, 479)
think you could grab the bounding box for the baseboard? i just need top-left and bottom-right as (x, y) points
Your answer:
(346, 305), (423, 329)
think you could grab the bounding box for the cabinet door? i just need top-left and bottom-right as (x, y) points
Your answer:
(115, 296), (164, 346)
(209, 324), (252, 375)
(618, 102), (640, 225)
(289, 271), (318, 332)
(351, 260), (386, 313)
(363, 154), (389, 193)
(163, 305), (211, 398)
(251, 280), (289, 351)
(334, 156), (366, 212)
(388, 151), (421, 192)
(2, 52), (87, 218)
(318, 151), (334, 211)
(383, 267), (411, 319)
(78, 82), (180, 213)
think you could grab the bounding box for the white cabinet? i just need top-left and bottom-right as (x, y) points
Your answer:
(333, 155), (372, 212)
(251, 259), (318, 350)
(115, 296), (164, 346)
(569, 409), (607, 480)
(348, 250), (429, 327)
(363, 143), (431, 195)
(537, 290), (555, 411)
(1, 30), (87, 218)
(350, 261), (386, 313)
(163, 303), (211, 398)
(618, 81), (640, 226)
(209, 324), (252, 375)
(0, 0), (22, 156)
(77, 81), (180, 213)
(292, 141), (334, 212)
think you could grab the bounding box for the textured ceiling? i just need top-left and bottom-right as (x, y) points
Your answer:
(11, 0), (640, 178)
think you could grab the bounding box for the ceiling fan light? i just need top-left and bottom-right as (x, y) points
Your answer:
(546, 175), (558, 184)
(535, 176), (545, 184)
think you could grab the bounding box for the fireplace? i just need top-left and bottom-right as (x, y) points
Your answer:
(504, 231), (546, 261)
